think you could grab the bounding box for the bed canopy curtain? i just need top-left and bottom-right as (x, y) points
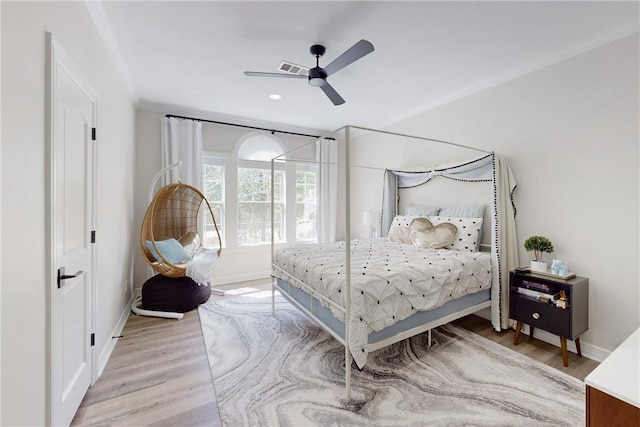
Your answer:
(316, 138), (338, 243)
(381, 153), (519, 331)
(161, 117), (203, 189)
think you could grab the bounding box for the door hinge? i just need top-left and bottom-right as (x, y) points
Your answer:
(91, 333), (95, 347)
(91, 127), (96, 141)
(91, 230), (96, 243)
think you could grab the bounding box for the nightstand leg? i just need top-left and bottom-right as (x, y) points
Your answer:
(575, 337), (582, 357)
(560, 337), (569, 367)
(514, 321), (523, 345)
(529, 326), (535, 340)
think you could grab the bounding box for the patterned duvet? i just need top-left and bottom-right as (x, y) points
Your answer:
(272, 238), (492, 368)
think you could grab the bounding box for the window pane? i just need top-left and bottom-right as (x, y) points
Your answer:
(237, 165), (284, 246)
(295, 167), (317, 242)
(203, 159), (224, 246)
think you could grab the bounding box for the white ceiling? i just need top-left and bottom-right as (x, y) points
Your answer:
(91, 1), (639, 132)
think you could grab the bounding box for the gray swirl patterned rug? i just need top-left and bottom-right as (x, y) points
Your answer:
(199, 294), (584, 427)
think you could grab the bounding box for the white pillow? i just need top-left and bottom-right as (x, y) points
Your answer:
(389, 226), (412, 244)
(405, 205), (440, 216)
(439, 205), (484, 219)
(178, 231), (201, 257)
(429, 216), (483, 252)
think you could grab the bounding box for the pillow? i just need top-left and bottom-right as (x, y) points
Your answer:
(429, 216), (483, 252)
(439, 205), (485, 244)
(405, 204), (440, 216)
(145, 238), (192, 264)
(388, 215), (426, 236)
(409, 217), (457, 249)
(439, 205), (484, 219)
(178, 231), (201, 257)
(389, 226), (412, 244)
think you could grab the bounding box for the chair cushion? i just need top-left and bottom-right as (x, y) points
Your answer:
(145, 238), (192, 264)
(141, 275), (211, 313)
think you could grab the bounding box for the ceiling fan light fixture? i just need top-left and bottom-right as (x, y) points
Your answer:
(308, 77), (326, 87)
(308, 67), (327, 87)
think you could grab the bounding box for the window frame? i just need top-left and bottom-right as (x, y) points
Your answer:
(294, 163), (318, 242)
(236, 159), (286, 246)
(202, 156), (225, 247)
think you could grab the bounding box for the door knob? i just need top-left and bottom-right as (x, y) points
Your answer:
(57, 268), (83, 289)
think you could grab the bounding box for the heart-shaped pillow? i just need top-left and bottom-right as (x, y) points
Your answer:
(409, 217), (458, 249)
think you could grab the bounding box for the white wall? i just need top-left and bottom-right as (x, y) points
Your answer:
(134, 107), (323, 289)
(1, 2), (135, 425)
(353, 34), (639, 354)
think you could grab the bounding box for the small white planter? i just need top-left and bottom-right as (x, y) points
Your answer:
(530, 260), (548, 272)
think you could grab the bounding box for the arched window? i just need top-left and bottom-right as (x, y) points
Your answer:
(236, 132), (286, 161)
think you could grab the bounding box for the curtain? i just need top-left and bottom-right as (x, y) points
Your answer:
(160, 117), (203, 190)
(381, 153), (519, 330)
(381, 170), (398, 237)
(491, 154), (519, 330)
(316, 138), (338, 243)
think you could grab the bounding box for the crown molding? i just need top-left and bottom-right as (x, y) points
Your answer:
(384, 18), (640, 128)
(84, 0), (135, 100)
(136, 100), (330, 137)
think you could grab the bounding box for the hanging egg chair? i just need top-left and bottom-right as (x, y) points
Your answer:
(140, 182), (221, 278)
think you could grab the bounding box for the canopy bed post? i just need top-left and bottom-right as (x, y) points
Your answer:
(344, 125), (353, 400)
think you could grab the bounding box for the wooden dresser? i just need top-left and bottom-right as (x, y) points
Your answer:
(584, 328), (640, 426)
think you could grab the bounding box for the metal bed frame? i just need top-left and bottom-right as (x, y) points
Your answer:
(271, 264), (491, 400)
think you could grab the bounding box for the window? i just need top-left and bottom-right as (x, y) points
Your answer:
(237, 163), (284, 245)
(203, 157), (224, 247)
(295, 165), (317, 241)
(202, 132), (319, 248)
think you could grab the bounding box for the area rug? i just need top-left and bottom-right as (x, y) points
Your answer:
(199, 294), (585, 426)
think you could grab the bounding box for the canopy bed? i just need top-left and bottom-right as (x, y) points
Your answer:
(270, 126), (519, 399)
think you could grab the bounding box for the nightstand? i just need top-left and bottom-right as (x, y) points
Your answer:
(509, 270), (589, 367)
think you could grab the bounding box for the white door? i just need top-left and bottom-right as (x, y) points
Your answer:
(47, 33), (97, 427)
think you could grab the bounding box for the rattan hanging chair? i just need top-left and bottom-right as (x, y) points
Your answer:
(140, 182), (221, 278)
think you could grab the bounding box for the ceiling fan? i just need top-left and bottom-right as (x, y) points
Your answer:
(244, 39), (374, 106)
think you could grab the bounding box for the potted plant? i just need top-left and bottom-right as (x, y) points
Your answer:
(524, 236), (554, 272)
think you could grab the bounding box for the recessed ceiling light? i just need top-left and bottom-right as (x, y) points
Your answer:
(269, 93), (281, 100)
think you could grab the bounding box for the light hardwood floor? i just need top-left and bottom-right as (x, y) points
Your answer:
(72, 279), (599, 426)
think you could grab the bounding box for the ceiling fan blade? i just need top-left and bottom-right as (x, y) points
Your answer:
(244, 71), (307, 79)
(323, 39), (374, 76)
(320, 82), (345, 105)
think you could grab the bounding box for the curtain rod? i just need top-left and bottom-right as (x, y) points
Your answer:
(165, 114), (324, 139)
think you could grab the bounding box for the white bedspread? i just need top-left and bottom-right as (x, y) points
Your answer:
(272, 238), (492, 368)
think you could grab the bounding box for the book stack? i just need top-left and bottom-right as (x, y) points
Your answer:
(516, 280), (560, 304)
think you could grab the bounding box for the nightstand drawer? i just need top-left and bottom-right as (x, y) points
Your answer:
(510, 296), (571, 338)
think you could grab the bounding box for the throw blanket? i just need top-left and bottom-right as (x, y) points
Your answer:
(273, 238), (492, 368)
(186, 247), (219, 285)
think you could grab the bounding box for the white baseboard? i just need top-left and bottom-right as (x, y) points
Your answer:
(521, 327), (610, 363)
(97, 291), (137, 378)
(472, 310), (610, 363)
(210, 270), (271, 287)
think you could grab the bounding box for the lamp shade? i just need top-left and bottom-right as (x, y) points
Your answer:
(363, 210), (377, 226)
